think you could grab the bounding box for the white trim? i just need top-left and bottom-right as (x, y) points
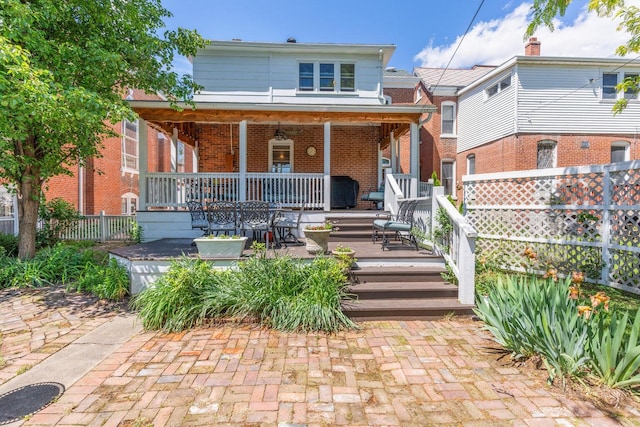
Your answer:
(611, 140), (631, 162)
(121, 119), (139, 174)
(466, 153), (476, 175)
(440, 101), (457, 137)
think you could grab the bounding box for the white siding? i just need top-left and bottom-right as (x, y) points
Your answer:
(516, 63), (640, 134)
(193, 50), (384, 105)
(458, 71), (516, 152)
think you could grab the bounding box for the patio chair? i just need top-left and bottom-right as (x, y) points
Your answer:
(273, 204), (305, 246)
(206, 201), (237, 236)
(238, 201), (273, 247)
(187, 200), (210, 236)
(372, 199), (419, 250)
(361, 183), (385, 209)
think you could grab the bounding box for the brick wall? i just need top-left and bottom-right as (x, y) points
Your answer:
(383, 87), (415, 104)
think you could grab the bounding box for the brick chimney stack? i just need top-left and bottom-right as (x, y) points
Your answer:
(525, 37), (541, 56)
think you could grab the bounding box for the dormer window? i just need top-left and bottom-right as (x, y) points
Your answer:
(298, 61), (355, 92)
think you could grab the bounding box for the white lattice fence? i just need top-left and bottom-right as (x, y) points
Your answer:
(464, 161), (640, 294)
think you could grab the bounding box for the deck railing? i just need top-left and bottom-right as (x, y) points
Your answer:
(45, 212), (136, 242)
(145, 172), (324, 209)
(0, 216), (15, 235)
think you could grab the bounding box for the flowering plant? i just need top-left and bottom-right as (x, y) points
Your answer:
(305, 221), (334, 231)
(333, 244), (353, 253)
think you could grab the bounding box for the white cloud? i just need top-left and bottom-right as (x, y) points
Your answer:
(415, 1), (639, 68)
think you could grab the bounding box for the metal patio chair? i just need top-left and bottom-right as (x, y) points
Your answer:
(273, 203), (305, 246)
(238, 201), (273, 247)
(206, 201), (237, 236)
(187, 200), (210, 236)
(372, 199), (419, 250)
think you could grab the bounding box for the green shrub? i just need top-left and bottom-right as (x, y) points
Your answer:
(70, 258), (130, 301)
(37, 198), (81, 247)
(132, 255), (357, 333)
(0, 233), (18, 257)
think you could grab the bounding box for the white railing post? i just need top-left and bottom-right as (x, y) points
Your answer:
(431, 186), (444, 242)
(139, 119), (148, 211)
(323, 122), (331, 211)
(458, 226), (476, 305)
(239, 120), (247, 202)
(99, 210), (107, 243)
(601, 165), (612, 284)
(12, 194), (19, 236)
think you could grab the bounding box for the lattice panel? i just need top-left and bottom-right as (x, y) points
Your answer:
(477, 239), (604, 281)
(609, 249), (640, 291)
(465, 177), (556, 207)
(611, 168), (640, 205)
(610, 210), (640, 247)
(470, 208), (602, 242)
(550, 173), (604, 206)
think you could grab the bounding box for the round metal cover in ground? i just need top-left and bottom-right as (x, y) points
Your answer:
(0, 382), (64, 425)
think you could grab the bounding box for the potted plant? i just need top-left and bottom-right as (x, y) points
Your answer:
(193, 234), (248, 258)
(332, 243), (357, 269)
(303, 222), (334, 254)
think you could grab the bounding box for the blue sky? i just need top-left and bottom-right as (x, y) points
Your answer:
(161, 0), (636, 74)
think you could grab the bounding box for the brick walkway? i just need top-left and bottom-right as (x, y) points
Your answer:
(1, 288), (639, 426)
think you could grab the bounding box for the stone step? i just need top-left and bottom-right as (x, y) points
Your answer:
(341, 297), (475, 321)
(348, 281), (458, 300)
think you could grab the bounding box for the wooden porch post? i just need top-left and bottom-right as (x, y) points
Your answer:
(410, 122), (419, 198)
(139, 118), (148, 211)
(323, 122), (331, 211)
(390, 131), (396, 173)
(239, 120), (247, 202)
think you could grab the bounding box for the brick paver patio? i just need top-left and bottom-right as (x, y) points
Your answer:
(1, 287), (639, 426)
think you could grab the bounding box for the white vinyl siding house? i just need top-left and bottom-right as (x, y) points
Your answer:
(457, 57), (640, 153)
(193, 41), (392, 106)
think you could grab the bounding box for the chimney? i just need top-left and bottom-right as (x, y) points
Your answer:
(525, 37), (541, 56)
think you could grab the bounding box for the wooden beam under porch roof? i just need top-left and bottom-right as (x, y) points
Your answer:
(129, 101), (433, 148)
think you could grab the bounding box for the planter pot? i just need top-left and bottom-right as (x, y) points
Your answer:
(331, 249), (355, 259)
(304, 229), (331, 254)
(193, 236), (248, 258)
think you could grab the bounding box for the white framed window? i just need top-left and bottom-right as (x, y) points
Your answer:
(268, 138), (294, 173)
(441, 102), (456, 136)
(298, 61), (355, 92)
(121, 192), (138, 215)
(122, 119), (139, 173)
(415, 86), (423, 103)
(441, 159), (456, 196)
(601, 72), (640, 100)
(486, 75), (511, 99)
(537, 140), (557, 169)
(611, 141), (630, 163)
(466, 154), (476, 175)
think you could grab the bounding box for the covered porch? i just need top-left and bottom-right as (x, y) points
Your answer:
(131, 101), (433, 217)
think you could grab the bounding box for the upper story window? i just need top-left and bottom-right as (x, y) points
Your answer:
(602, 72), (640, 100)
(486, 75), (511, 99)
(122, 119), (139, 173)
(537, 140), (557, 169)
(611, 141), (630, 163)
(415, 86), (423, 103)
(298, 61), (355, 92)
(441, 102), (456, 136)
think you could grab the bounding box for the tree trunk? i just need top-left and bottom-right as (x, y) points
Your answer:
(17, 176), (40, 260)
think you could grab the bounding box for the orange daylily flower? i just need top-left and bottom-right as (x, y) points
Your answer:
(568, 285), (580, 300)
(577, 305), (593, 318)
(571, 271), (585, 284)
(590, 292), (610, 311)
(523, 247), (537, 260)
(543, 268), (558, 281)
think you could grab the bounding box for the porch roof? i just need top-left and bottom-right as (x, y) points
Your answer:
(129, 100), (435, 148)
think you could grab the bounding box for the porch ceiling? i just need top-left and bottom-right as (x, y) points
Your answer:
(130, 101), (434, 148)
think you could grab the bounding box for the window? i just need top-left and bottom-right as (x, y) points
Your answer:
(298, 61), (355, 92)
(486, 75), (511, 99)
(441, 159), (455, 196)
(269, 139), (293, 173)
(340, 63), (355, 92)
(537, 140), (557, 169)
(611, 141), (630, 163)
(602, 73), (618, 99)
(122, 120), (138, 172)
(299, 63), (314, 91)
(121, 192), (138, 215)
(319, 63), (335, 91)
(441, 102), (456, 135)
(624, 73), (638, 100)
(466, 154), (476, 175)
(415, 86), (423, 103)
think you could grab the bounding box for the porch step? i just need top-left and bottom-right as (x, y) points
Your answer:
(327, 215), (382, 241)
(348, 281), (458, 299)
(341, 298), (475, 321)
(342, 264), (474, 321)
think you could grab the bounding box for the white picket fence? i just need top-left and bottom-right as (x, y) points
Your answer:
(51, 212), (136, 242)
(463, 160), (640, 295)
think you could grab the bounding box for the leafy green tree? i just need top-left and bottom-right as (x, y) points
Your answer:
(0, 0), (205, 259)
(527, 0), (640, 112)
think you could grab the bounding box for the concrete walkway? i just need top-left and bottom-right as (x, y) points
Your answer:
(0, 287), (639, 426)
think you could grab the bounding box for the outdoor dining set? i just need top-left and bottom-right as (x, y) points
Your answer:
(187, 200), (304, 247)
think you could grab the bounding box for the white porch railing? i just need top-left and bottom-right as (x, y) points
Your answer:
(47, 212), (136, 242)
(145, 172), (325, 209)
(384, 173), (475, 304)
(464, 160), (640, 295)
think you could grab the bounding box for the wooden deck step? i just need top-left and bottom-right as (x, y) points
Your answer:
(349, 281), (458, 299)
(342, 297), (475, 320)
(353, 266), (446, 283)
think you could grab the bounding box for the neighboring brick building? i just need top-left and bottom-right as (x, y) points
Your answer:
(45, 90), (195, 215)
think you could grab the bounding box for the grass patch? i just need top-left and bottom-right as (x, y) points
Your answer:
(131, 255), (357, 333)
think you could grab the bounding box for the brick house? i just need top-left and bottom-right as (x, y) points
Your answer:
(412, 38), (640, 200)
(130, 40), (434, 241)
(44, 90), (196, 215)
